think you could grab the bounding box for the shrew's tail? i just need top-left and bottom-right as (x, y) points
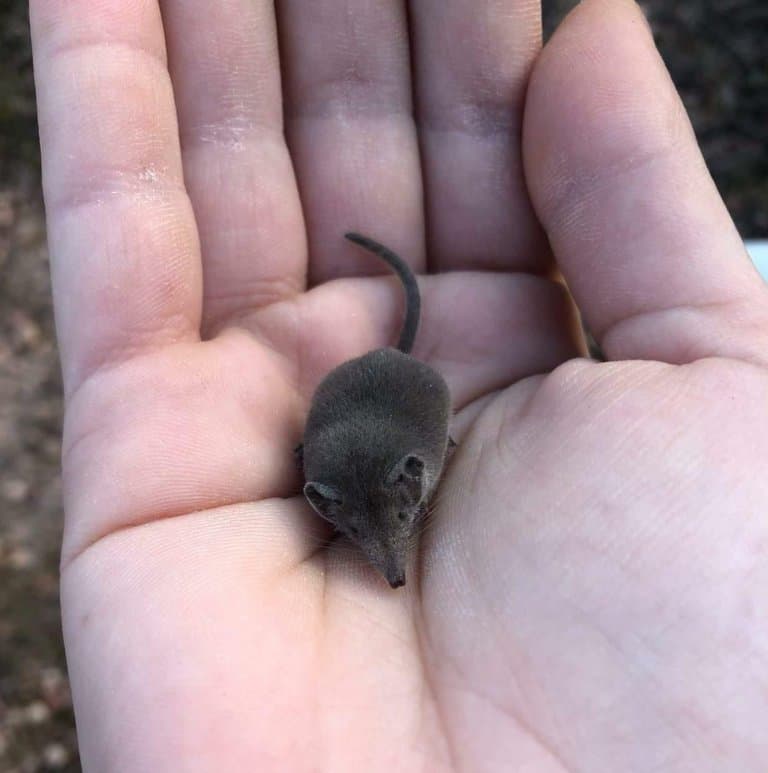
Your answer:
(344, 232), (420, 355)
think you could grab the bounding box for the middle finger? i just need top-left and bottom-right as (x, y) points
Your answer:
(410, 0), (548, 273)
(278, 0), (426, 283)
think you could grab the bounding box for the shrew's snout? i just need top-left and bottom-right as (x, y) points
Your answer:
(387, 571), (406, 589)
(384, 554), (406, 589)
(362, 537), (407, 590)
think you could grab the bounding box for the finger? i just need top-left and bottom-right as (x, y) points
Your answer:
(30, 0), (203, 396)
(409, 0), (548, 272)
(160, 0), (306, 335)
(278, 1), (426, 282)
(523, 0), (768, 366)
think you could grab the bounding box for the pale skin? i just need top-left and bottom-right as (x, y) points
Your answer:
(30, 0), (768, 770)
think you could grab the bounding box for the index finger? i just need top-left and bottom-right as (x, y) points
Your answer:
(31, 0), (203, 397)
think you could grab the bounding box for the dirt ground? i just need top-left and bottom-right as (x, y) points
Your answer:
(1, 2), (766, 770)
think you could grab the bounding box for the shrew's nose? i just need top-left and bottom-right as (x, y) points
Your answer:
(387, 570), (406, 589)
(376, 545), (406, 589)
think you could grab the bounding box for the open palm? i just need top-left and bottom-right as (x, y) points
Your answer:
(32, 0), (768, 770)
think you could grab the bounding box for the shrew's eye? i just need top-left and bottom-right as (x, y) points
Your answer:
(349, 526), (359, 536)
(398, 512), (407, 522)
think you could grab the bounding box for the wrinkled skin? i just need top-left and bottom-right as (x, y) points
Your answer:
(31, 0), (768, 771)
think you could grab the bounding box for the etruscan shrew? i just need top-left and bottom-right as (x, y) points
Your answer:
(296, 233), (453, 589)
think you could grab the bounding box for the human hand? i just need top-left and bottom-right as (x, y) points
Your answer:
(32, 0), (768, 769)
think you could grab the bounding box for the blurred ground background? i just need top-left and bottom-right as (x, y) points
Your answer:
(0, 1), (766, 770)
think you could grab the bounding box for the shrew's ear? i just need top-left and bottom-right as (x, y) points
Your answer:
(385, 454), (425, 505)
(303, 482), (343, 522)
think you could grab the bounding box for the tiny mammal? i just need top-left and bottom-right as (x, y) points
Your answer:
(297, 233), (453, 589)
